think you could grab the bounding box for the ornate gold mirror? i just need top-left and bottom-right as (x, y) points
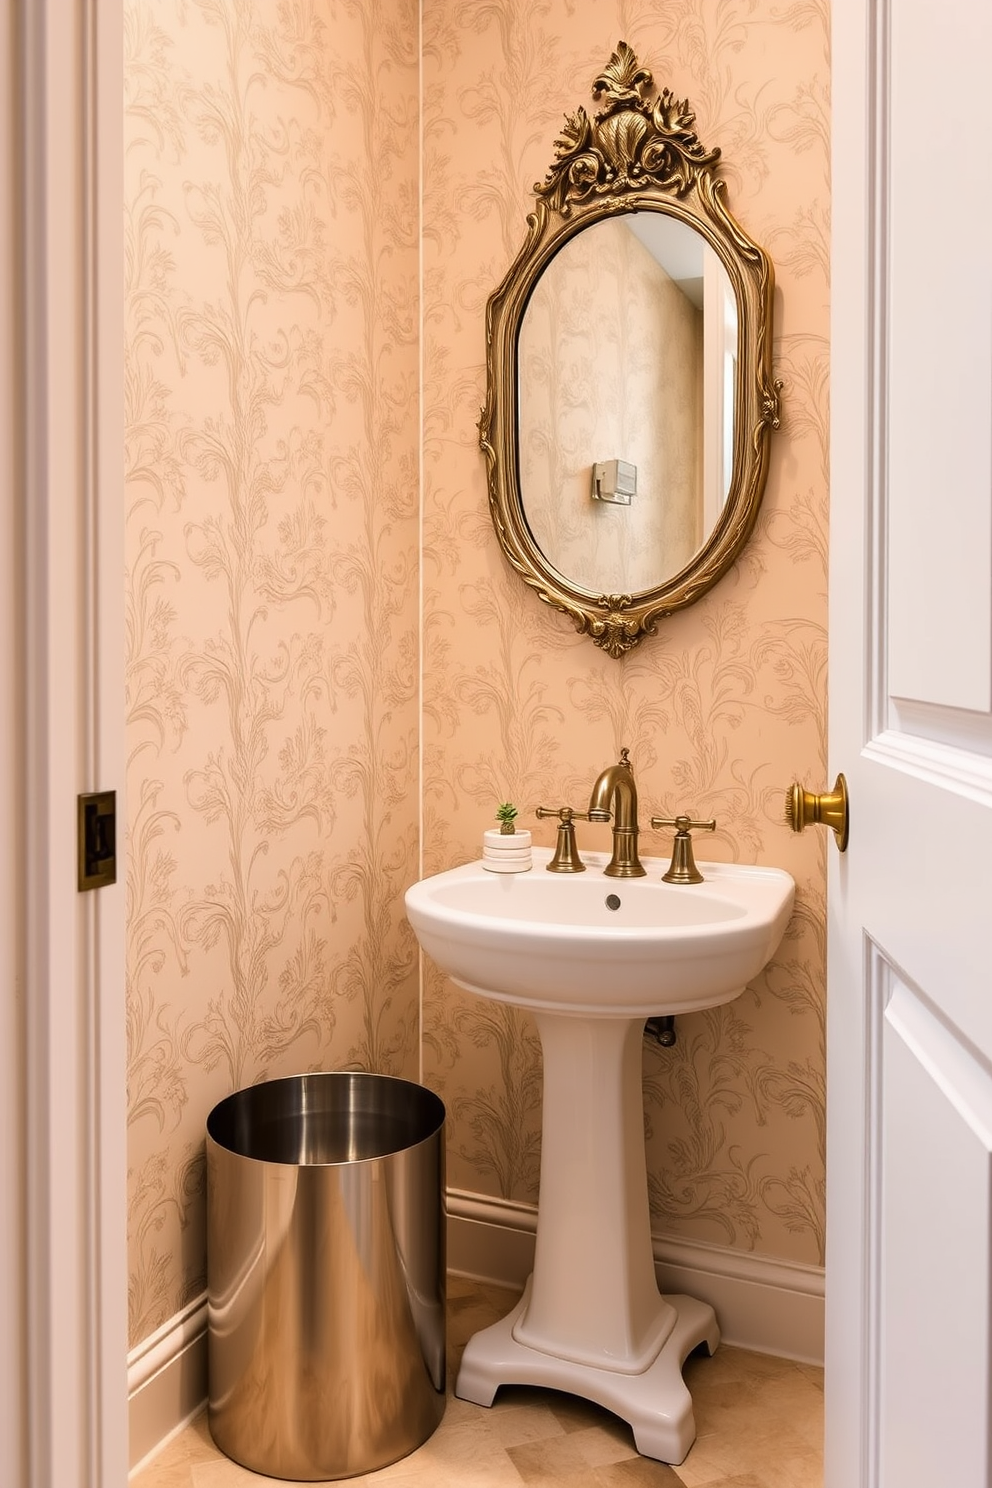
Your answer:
(481, 43), (780, 657)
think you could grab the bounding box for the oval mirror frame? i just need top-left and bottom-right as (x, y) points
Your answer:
(480, 43), (781, 658)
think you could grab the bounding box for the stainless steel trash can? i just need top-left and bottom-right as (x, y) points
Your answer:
(206, 1072), (446, 1481)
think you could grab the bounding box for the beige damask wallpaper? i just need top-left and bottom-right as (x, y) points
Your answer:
(125, 0), (829, 1353)
(124, 0), (421, 1344)
(420, 1), (829, 1257)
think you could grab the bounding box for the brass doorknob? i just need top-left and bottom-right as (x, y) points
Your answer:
(785, 774), (849, 852)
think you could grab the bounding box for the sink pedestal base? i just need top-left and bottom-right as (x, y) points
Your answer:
(456, 1282), (719, 1465)
(454, 1011), (721, 1464)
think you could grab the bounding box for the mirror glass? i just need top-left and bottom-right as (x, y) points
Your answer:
(517, 213), (737, 595)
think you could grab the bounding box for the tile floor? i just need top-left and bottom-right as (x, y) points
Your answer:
(134, 1278), (823, 1488)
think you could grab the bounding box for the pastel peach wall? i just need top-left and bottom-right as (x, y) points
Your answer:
(421, 3), (829, 1264)
(124, 0), (829, 1351)
(124, 0), (420, 1343)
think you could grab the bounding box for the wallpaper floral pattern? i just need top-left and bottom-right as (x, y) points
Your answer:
(421, 1), (830, 1264)
(125, 0), (829, 1355)
(124, 0), (420, 1344)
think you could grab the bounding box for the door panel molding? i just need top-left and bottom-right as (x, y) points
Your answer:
(885, 979), (992, 1142)
(884, 0), (992, 713)
(880, 975), (992, 1486)
(860, 942), (992, 1488)
(864, 945), (992, 1488)
(866, 727), (992, 806)
(863, 0), (891, 750)
(862, 938), (887, 1488)
(889, 699), (992, 760)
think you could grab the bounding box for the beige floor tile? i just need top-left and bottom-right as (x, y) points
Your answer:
(720, 1346), (797, 1378)
(436, 1391), (495, 1428)
(570, 1424), (642, 1469)
(133, 1462), (193, 1488)
(506, 1430), (605, 1483)
(488, 1401), (568, 1448)
(684, 1345), (795, 1391)
(393, 1463), (523, 1487)
(190, 1457), (285, 1486)
(726, 1459), (822, 1488)
(685, 1477), (765, 1488)
(138, 1416), (212, 1479)
(400, 1418), (507, 1470)
(755, 1379), (825, 1452)
(687, 1379), (762, 1433)
(134, 1284), (823, 1488)
(370, 1455), (524, 1488)
(538, 1389), (635, 1448)
(593, 1457), (685, 1485)
(673, 1431), (822, 1488)
(180, 1414), (229, 1465)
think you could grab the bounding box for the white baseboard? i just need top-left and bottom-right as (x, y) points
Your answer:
(127, 1294), (207, 1477)
(127, 1187), (825, 1473)
(446, 1187), (824, 1366)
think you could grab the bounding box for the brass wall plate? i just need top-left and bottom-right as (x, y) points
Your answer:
(78, 790), (117, 891)
(480, 42), (780, 657)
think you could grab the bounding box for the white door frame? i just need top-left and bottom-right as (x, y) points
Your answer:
(824, 2), (872, 1475)
(13, 0), (128, 1482)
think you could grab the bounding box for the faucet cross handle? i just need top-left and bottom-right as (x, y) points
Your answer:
(535, 805), (589, 874)
(649, 814), (717, 885)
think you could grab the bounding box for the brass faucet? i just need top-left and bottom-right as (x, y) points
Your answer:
(587, 747), (646, 878)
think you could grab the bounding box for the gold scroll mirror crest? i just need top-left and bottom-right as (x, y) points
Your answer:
(480, 42), (781, 657)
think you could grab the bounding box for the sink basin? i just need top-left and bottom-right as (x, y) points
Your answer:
(404, 847), (794, 1016)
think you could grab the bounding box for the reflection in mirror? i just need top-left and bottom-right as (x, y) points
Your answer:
(518, 214), (737, 594)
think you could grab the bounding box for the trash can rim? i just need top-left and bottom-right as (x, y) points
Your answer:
(206, 1069), (446, 1168)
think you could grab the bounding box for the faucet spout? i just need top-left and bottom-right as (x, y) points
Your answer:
(587, 747), (646, 878)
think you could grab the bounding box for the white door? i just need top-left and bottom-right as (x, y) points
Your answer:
(827, 3), (992, 1486)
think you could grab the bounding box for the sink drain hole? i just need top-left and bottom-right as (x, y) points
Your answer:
(605, 893), (621, 911)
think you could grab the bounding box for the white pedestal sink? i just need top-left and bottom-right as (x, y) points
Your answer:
(405, 847), (794, 1465)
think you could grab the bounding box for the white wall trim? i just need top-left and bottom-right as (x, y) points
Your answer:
(1, 1), (27, 1479)
(447, 1187), (824, 1366)
(21, 0), (128, 1483)
(127, 1296), (208, 1478)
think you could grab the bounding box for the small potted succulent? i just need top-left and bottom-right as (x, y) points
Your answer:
(483, 801), (532, 872)
(495, 801), (519, 836)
